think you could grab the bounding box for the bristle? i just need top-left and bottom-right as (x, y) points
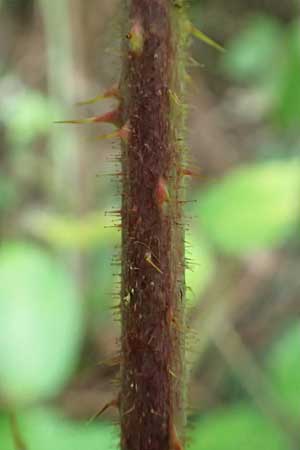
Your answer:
(144, 251), (163, 274)
(97, 354), (121, 367)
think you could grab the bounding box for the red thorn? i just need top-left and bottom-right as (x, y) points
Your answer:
(170, 424), (184, 450)
(55, 109), (121, 126)
(94, 109), (121, 126)
(155, 177), (170, 207)
(118, 121), (130, 142)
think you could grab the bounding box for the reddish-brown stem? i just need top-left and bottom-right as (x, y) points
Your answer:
(119, 2), (187, 450)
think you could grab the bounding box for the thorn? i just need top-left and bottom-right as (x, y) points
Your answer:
(179, 168), (201, 178)
(87, 396), (120, 424)
(97, 354), (121, 367)
(95, 130), (121, 141)
(109, 303), (121, 310)
(169, 89), (182, 106)
(187, 21), (225, 53)
(118, 121), (131, 142)
(104, 223), (122, 229)
(96, 121), (130, 142)
(187, 56), (202, 68)
(77, 84), (121, 106)
(145, 251), (163, 274)
(170, 424), (184, 450)
(102, 172), (124, 177)
(155, 176), (170, 207)
(168, 368), (177, 378)
(105, 209), (122, 216)
(123, 404), (135, 416)
(127, 20), (144, 55)
(54, 109), (121, 127)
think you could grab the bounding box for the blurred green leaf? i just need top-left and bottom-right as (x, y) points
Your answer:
(22, 210), (119, 249)
(222, 17), (300, 129)
(272, 22), (300, 128)
(267, 325), (300, 414)
(197, 161), (300, 254)
(222, 15), (282, 82)
(1, 90), (59, 147)
(0, 408), (116, 450)
(189, 405), (291, 450)
(0, 242), (83, 405)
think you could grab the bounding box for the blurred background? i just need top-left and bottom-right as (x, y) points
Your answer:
(0, 0), (299, 449)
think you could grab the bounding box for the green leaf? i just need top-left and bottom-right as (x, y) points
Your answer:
(1, 90), (59, 147)
(266, 325), (300, 414)
(197, 161), (300, 254)
(272, 22), (300, 128)
(189, 405), (292, 450)
(0, 242), (83, 406)
(0, 408), (116, 450)
(22, 210), (119, 249)
(221, 15), (282, 82)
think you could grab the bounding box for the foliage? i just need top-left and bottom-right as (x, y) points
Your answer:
(1, 89), (59, 148)
(196, 160), (300, 254)
(0, 242), (83, 406)
(222, 15), (300, 129)
(189, 405), (291, 450)
(188, 325), (300, 450)
(0, 408), (115, 450)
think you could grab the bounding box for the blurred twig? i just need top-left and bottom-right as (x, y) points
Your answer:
(9, 412), (28, 450)
(38, 0), (78, 205)
(213, 322), (300, 450)
(188, 251), (300, 448)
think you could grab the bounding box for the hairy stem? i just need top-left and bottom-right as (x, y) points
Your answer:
(119, 1), (188, 449)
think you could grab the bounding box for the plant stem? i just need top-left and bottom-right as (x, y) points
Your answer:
(119, 1), (188, 449)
